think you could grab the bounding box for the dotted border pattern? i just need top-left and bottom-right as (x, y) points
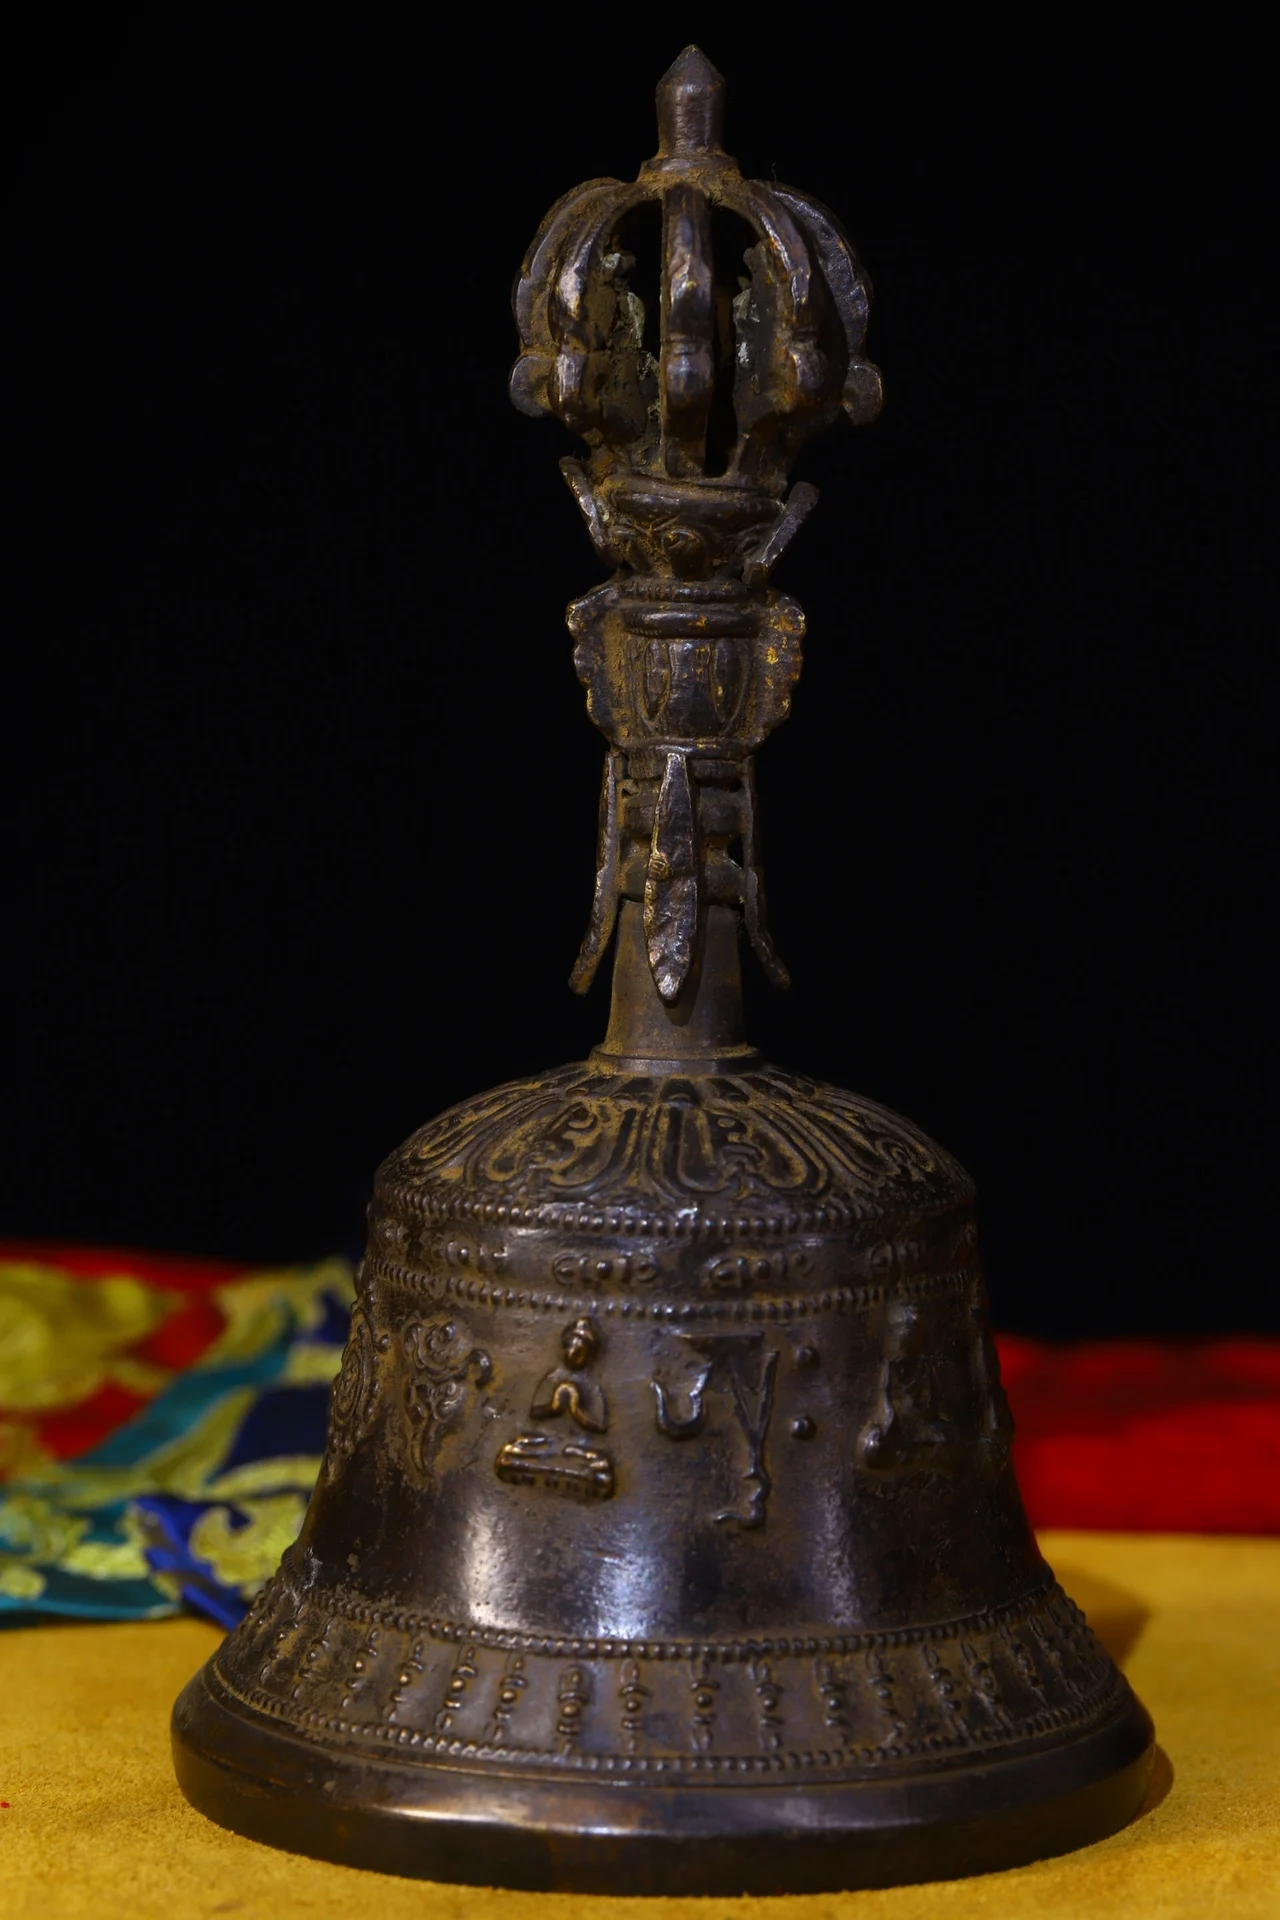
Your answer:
(363, 1253), (983, 1323)
(207, 1666), (1126, 1779)
(211, 1576), (1125, 1778)
(372, 1188), (976, 1244)
(244, 1565), (1053, 1659)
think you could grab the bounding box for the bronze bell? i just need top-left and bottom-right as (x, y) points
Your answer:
(172, 47), (1154, 1894)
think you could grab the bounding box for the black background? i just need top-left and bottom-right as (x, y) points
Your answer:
(3, 10), (1271, 1336)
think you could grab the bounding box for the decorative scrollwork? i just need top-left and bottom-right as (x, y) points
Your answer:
(324, 1303), (385, 1474)
(402, 1314), (492, 1480)
(380, 1063), (971, 1222)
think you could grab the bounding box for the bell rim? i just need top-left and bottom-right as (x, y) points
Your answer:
(173, 1667), (1154, 1894)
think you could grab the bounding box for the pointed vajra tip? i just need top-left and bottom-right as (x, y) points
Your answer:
(655, 45), (726, 155)
(659, 45), (725, 92)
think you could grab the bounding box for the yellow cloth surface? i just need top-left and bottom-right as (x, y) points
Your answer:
(2, 1532), (1278, 1920)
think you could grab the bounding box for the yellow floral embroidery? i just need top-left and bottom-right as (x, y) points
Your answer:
(0, 1492), (102, 1597)
(0, 1491), (89, 1562)
(61, 1536), (152, 1580)
(0, 1561), (45, 1600)
(206, 1455), (324, 1501)
(0, 1262), (177, 1412)
(281, 1341), (347, 1387)
(203, 1261), (354, 1366)
(0, 1256), (354, 1616)
(188, 1494), (309, 1595)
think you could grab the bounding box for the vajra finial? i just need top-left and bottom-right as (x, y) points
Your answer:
(511, 49), (882, 1005)
(652, 45), (727, 162)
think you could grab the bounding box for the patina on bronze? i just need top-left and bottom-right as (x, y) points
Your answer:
(172, 49), (1154, 1893)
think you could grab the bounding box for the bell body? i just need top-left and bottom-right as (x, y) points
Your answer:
(174, 50), (1152, 1890)
(174, 913), (1152, 1892)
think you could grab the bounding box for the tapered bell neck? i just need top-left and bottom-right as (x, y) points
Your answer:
(591, 900), (761, 1076)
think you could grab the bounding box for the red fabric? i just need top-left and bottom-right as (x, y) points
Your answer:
(35, 1381), (152, 1461)
(1001, 1335), (1280, 1534)
(3, 1244), (1279, 1531)
(0, 1241), (248, 1290)
(0, 1242), (247, 1471)
(133, 1294), (229, 1370)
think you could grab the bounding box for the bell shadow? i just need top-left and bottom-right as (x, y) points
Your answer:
(1139, 1743), (1175, 1816)
(1054, 1562), (1149, 1666)
(1055, 1562), (1175, 1821)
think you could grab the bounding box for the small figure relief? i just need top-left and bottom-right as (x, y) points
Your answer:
(689, 1654), (719, 1754)
(489, 1651), (529, 1745)
(922, 1644), (969, 1740)
(865, 1647), (906, 1746)
(530, 1316), (609, 1431)
(1027, 1597), (1077, 1698)
(618, 1658), (649, 1753)
(813, 1655), (850, 1737)
(556, 1664), (589, 1751)
(339, 1626), (380, 1712)
(386, 1637), (427, 1726)
(495, 1432), (614, 1500)
(402, 1314), (493, 1480)
(434, 1642), (480, 1734)
(999, 1617), (1048, 1706)
(494, 1317), (616, 1500)
(960, 1637), (1012, 1733)
(325, 1303), (389, 1475)
(256, 1611), (302, 1690)
(1059, 1594), (1111, 1697)
(652, 1331), (778, 1528)
(289, 1618), (336, 1704)
(856, 1298), (964, 1471)
(751, 1658), (785, 1752)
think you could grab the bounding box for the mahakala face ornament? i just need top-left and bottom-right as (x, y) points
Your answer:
(172, 48), (1154, 1894)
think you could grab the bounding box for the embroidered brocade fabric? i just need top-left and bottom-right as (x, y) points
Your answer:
(0, 1247), (352, 1627)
